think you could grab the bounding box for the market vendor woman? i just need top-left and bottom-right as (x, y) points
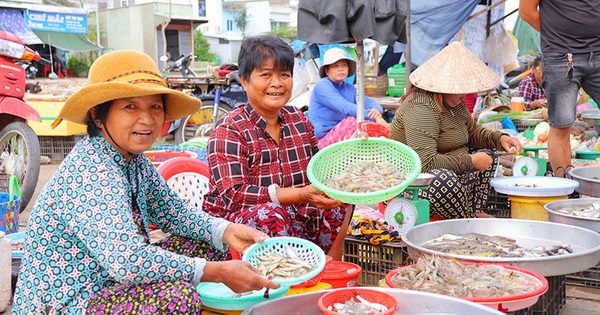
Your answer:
(389, 42), (522, 219)
(12, 50), (278, 315)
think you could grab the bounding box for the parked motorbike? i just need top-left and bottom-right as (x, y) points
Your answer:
(161, 52), (198, 77)
(17, 61), (37, 79)
(0, 30), (42, 212)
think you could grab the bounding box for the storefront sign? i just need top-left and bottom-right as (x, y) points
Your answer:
(24, 10), (88, 34)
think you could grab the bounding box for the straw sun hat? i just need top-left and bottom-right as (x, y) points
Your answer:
(319, 47), (357, 78)
(54, 50), (201, 127)
(409, 41), (501, 94)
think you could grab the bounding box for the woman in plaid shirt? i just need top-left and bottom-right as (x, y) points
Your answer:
(203, 35), (352, 260)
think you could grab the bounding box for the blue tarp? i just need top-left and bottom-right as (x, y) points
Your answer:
(0, 9), (43, 45)
(393, 0), (479, 66)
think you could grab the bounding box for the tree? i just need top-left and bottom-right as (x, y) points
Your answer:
(234, 8), (250, 38)
(267, 26), (297, 42)
(194, 29), (215, 62)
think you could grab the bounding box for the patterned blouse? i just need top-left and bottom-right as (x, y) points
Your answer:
(12, 135), (230, 315)
(203, 103), (320, 217)
(518, 71), (546, 110)
(389, 91), (505, 174)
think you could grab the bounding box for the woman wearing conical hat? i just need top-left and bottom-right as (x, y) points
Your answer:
(389, 42), (522, 219)
(13, 50), (279, 314)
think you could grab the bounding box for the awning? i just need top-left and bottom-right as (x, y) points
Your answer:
(33, 30), (101, 52)
(0, 8), (43, 45)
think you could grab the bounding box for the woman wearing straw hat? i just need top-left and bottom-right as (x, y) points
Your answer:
(389, 42), (522, 219)
(307, 47), (388, 149)
(203, 35), (352, 261)
(12, 50), (279, 314)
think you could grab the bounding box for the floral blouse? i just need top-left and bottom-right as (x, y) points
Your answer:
(12, 135), (230, 315)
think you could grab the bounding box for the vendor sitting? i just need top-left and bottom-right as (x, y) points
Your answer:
(307, 47), (388, 149)
(389, 42), (522, 219)
(518, 55), (547, 110)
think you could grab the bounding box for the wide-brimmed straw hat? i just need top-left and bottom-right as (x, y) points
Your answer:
(409, 41), (500, 94)
(319, 47), (357, 78)
(55, 50), (201, 126)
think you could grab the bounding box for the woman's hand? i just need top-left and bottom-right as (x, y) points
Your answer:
(530, 99), (547, 109)
(301, 185), (344, 209)
(499, 135), (522, 154)
(202, 260), (280, 293)
(471, 151), (493, 172)
(222, 223), (269, 255)
(367, 108), (383, 120)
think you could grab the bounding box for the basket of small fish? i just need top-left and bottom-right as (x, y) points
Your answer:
(385, 256), (549, 312)
(242, 236), (326, 286)
(318, 287), (398, 315)
(307, 138), (421, 205)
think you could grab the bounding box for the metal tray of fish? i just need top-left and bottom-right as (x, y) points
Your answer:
(242, 288), (505, 315)
(545, 198), (600, 233)
(403, 218), (600, 277)
(569, 165), (600, 198)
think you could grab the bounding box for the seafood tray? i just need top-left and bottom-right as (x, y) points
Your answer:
(242, 287), (505, 315)
(569, 165), (600, 198)
(403, 219), (600, 277)
(544, 198), (600, 233)
(343, 237), (411, 286)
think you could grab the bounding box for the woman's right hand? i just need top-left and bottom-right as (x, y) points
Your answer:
(301, 185), (344, 209)
(202, 260), (280, 293)
(470, 151), (493, 172)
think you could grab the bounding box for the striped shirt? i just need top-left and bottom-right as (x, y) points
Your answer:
(389, 91), (506, 174)
(203, 103), (320, 217)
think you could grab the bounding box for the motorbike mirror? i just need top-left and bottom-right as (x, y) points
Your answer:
(160, 55), (168, 62)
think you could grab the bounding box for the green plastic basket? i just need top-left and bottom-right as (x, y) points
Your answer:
(307, 138), (421, 205)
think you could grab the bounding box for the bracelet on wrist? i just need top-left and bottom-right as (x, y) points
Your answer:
(268, 184), (280, 204)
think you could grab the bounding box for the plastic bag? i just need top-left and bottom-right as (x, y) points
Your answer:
(483, 24), (519, 67)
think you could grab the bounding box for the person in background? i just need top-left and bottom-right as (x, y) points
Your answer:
(307, 48), (388, 149)
(389, 42), (522, 219)
(203, 35), (352, 261)
(53, 53), (67, 78)
(520, 0), (600, 177)
(12, 50), (278, 315)
(518, 55), (547, 110)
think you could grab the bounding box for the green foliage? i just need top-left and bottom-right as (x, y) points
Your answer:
(266, 26), (297, 43)
(194, 29), (216, 62)
(234, 8), (250, 38)
(66, 56), (90, 76)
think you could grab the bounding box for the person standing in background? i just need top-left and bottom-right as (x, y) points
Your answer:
(519, 0), (600, 177)
(517, 55), (547, 110)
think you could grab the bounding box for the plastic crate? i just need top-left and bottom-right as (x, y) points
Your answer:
(486, 187), (511, 218)
(343, 236), (411, 286)
(513, 275), (566, 315)
(38, 134), (85, 162)
(566, 261), (600, 288)
(364, 75), (388, 96)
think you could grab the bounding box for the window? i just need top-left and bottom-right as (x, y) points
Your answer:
(198, 0), (206, 16)
(226, 20), (233, 31)
(121, 0), (128, 7)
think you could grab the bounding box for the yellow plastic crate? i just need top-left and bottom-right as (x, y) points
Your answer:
(26, 98), (87, 136)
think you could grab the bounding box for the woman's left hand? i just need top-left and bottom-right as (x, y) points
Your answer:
(499, 135), (522, 154)
(222, 223), (269, 254)
(367, 108), (383, 120)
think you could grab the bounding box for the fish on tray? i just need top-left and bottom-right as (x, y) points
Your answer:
(422, 233), (572, 258)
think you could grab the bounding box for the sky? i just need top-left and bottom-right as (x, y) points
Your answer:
(504, 0), (519, 30)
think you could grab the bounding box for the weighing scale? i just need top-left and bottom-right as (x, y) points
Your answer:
(514, 145), (547, 176)
(382, 173), (434, 235)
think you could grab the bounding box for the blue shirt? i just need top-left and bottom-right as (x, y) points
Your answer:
(307, 77), (383, 139)
(12, 135), (230, 314)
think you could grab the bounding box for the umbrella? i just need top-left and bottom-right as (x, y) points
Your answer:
(298, 0), (409, 122)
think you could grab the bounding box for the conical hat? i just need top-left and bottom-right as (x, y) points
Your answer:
(409, 41), (500, 94)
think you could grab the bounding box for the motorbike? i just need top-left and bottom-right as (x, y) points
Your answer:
(17, 61), (38, 79)
(161, 52), (198, 78)
(0, 30), (42, 212)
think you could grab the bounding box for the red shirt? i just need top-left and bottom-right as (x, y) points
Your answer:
(203, 103), (320, 217)
(518, 72), (546, 110)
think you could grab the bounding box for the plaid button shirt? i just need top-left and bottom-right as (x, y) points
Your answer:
(518, 72), (546, 110)
(203, 103), (320, 217)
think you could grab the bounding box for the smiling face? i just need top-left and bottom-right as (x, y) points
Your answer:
(325, 59), (350, 84)
(442, 93), (467, 107)
(240, 58), (293, 116)
(94, 94), (165, 160)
